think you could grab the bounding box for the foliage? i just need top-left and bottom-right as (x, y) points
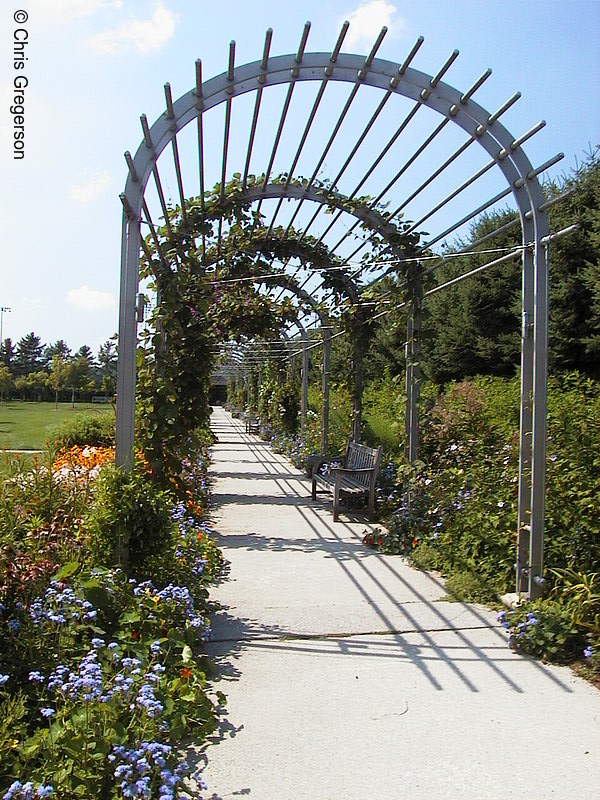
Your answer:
(0, 417), (224, 797)
(47, 413), (115, 453)
(496, 601), (586, 663)
(419, 152), (600, 382)
(85, 466), (175, 579)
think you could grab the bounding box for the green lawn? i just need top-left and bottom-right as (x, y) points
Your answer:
(0, 401), (114, 450)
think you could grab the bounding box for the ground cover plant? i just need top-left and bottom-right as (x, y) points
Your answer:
(0, 414), (224, 798)
(0, 403), (113, 451)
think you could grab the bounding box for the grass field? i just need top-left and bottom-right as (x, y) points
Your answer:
(0, 401), (114, 450)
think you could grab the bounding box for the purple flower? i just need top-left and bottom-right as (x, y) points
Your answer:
(40, 708), (55, 718)
(584, 646), (593, 659)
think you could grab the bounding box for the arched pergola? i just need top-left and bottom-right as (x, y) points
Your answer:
(116, 22), (569, 598)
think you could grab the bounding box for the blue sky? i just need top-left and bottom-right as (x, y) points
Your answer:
(0, 0), (598, 355)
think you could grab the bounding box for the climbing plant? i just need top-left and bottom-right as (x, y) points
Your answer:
(137, 174), (422, 476)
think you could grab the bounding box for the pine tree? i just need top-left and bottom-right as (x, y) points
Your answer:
(14, 332), (46, 376)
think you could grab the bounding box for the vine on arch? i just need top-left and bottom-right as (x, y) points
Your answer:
(137, 174), (422, 480)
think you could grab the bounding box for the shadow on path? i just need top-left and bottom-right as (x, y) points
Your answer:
(207, 409), (574, 697)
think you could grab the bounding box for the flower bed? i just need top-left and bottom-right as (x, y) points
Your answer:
(0, 428), (224, 799)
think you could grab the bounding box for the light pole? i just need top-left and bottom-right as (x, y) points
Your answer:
(0, 307), (11, 359)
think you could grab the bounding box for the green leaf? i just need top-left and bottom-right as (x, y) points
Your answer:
(53, 560), (80, 581)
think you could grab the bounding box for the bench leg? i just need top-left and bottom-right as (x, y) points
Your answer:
(333, 486), (340, 522)
(311, 479), (316, 501)
(368, 489), (376, 521)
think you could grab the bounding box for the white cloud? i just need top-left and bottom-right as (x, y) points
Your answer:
(66, 286), (116, 312)
(70, 168), (111, 203)
(343, 1), (405, 48)
(88, 2), (177, 55)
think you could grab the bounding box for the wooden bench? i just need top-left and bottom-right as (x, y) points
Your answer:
(311, 441), (382, 522)
(244, 414), (260, 434)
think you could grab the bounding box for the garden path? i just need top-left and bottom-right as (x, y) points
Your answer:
(197, 407), (600, 800)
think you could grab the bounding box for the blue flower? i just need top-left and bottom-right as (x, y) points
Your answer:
(40, 707), (55, 718)
(28, 671), (45, 683)
(7, 618), (19, 634)
(584, 646), (593, 659)
(0, 674), (9, 685)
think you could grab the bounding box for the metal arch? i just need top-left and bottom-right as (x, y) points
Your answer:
(117, 42), (550, 598)
(236, 182), (410, 304)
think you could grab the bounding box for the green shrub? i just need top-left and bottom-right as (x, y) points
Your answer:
(85, 466), (173, 579)
(498, 600), (586, 663)
(47, 413), (115, 452)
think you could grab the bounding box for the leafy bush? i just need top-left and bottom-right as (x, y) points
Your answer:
(47, 413), (115, 452)
(0, 435), (224, 798)
(497, 601), (586, 663)
(85, 466), (174, 579)
(0, 568), (218, 798)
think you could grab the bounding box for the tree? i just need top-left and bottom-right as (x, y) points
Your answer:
(15, 371), (48, 400)
(545, 150), (600, 376)
(418, 152), (600, 383)
(0, 364), (14, 402)
(14, 332), (46, 377)
(1, 338), (14, 370)
(98, 335), (118, 396)
(49, 355), (69, 408)
(75, 345), (96, 369)
(44, 340), (71, 365)
(420, 209), (522, 384)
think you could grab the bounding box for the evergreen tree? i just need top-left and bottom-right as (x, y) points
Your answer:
(44, 339), (71, 364)
(421, 209), (521, 383)
(1, 338), (14, 371)
(98, 335), (118, 395)
(14, 332), (46, 377)
(546, 150), (600, 376)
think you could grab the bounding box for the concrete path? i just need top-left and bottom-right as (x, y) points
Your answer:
(199, 407), (600, 799)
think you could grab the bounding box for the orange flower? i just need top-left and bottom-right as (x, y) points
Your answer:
(180, 667), (192, 680)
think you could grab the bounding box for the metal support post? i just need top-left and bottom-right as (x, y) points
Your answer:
(301, 330), (309, 442)
(116, 212), (141, 469)
(517, 243), (534, 594)
(321, 328), (330, 455)
(405, 272), (422, 465)
(528, 241), (549, 598)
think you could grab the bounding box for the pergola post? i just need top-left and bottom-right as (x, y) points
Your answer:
(300, 328), (309, 443)
(321, 327), (330, 455)
(405, 269), (422, 465)
(115, 212), (141, 469)
(528, 240), (549, 599)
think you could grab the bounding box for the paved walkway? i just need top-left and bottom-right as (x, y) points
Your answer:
(199, 407), (600, 799)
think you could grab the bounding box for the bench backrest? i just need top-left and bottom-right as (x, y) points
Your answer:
(344, 441), (382, 488)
